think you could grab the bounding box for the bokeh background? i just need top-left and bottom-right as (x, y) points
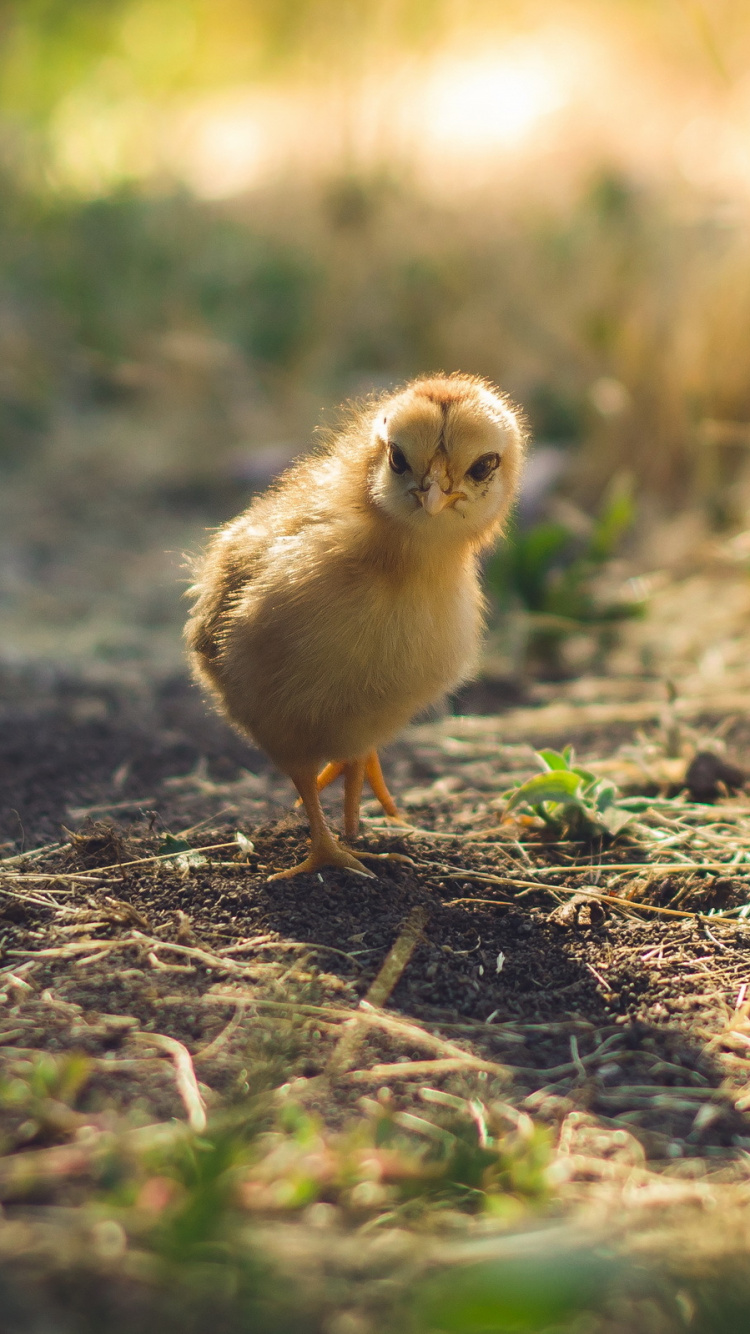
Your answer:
(3, 0), (750, 681)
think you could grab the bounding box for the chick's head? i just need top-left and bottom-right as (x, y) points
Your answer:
(368, 375), (525, 548)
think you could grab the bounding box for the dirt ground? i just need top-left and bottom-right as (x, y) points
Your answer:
(4, 660), (750, 1169)
(6, 526), (750, 1331)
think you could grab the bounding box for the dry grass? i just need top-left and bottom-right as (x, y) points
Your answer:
(3, 754), (750, 1329)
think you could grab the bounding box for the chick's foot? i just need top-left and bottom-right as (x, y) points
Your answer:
(267, 831), (375, 881)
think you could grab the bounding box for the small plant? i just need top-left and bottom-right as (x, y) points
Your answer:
(412, 1244), (618, 1333)
(95, 1090), (553, 1245)
(503, 747), (636, 837)
(486, 474), (645, 675)
(0, 1052), (91, 1150)
(229, 1091), (552, 1221)
(158, 832), (208, 871)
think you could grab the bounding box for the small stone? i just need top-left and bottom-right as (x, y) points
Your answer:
(686, 750), (746, 802)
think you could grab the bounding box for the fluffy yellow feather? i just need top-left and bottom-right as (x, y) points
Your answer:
(186, 373), (526, 878)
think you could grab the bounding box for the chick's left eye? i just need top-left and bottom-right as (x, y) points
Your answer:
(466, 452), (500, 482)
(388, 444), (410, 474)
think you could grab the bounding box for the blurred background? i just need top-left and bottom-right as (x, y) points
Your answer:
(3, 0), (750, 684)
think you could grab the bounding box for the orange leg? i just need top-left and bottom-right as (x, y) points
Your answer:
(315, 760), (346, 793)
(365, 751), (408, 823)
(343, 759), (366, 839)
(293, 750), (406, 835)
(294, 759), (346, 809)
(353, 749), (413, 866)
(268, 766), (374, 881)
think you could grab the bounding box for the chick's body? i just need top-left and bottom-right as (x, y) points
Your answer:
(192, 487), (481, 769)
(187, 374), (525, 878)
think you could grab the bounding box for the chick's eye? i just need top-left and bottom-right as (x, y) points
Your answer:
(388, 444), (410, 475)
(466, 452), (500, 483)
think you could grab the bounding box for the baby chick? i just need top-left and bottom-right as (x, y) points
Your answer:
(186, 373), (525, 879)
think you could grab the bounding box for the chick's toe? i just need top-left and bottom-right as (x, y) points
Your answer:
(267, 835), (376, 882)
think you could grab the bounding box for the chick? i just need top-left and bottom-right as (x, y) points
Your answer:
(186, 373), (525, 879)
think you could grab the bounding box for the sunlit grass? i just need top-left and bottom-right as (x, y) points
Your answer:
(4, 165), (750, 520)
(5, 4), (750, 528)
(5, 1), (750, 200)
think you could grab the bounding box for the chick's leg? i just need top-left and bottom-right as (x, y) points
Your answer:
(343, 759), (366, 839)
(365, 751), (408, 823)
(293, 760), (345, 811)
(297, 754), (404, 831)
(315, 760), (346, 792)
(268, 767), (374, 881)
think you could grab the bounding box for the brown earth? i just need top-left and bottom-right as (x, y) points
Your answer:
(4, 664), (750, 1170)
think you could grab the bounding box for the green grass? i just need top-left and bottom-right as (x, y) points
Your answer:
(486, 474), (645, 675)
(0, 1050), (559, 1331)
(4, 1046), (750, 1332)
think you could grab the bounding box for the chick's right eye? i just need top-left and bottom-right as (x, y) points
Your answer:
(388, 444), (410, 474)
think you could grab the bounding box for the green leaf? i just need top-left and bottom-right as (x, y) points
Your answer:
(505, 770), (583, 812)
(486, 519), (572, 612)
(504, 750), (636, 838)
(587, 779), (619, 809)
(159, 834), (206, 867)
(537, 748), (571, 772)
(599, 806), (635, 835)
(161, 834), (191, 853)
(414, 1249), (617, 1331)
(587, 473), (635, 564)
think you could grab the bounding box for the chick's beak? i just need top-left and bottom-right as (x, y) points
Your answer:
(414, 479), (464, 515)
(422, 480), (451, 514)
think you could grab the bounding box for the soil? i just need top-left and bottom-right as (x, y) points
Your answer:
(4, 664), (750, 1169)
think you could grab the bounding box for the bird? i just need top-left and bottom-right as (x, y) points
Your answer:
(185, 372), (526, 880)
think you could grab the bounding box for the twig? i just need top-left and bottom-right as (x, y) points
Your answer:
(67, 841), (239, 877)
(529, 861), (750, 876)
(570, 1034), (587, 1080)
(0, 1028), (27, 1046)
(0, 962), (38, 984)
(129, 931), (280, 978)
(365, 907), (429, 1008)
(131, 1033), (207, 1132)
(0, 873), (109, 887)
(66, 797), (155, 819)
(504, 1047), (630, 1081)
(327, 906), (428, 1075)
(0, 842), (65, 867)
(147, 952), (196, 973)
(439, 868), (539, 890)
(704, 922), (733, 951)
(354, 1000), (509, 1070)
(443, 896), (516, 908)
(195, 1003), (247, 1060)
(176, 810), (238, 839)
(442, 887), (699, 919)
(184, 988), (510, 1077)
(5, 940), (118, 960)
(216, 938), (363, 967)
(347, 1056), (505, 1081)
(77, 944), (129, 966)
(55, 920), (112, 936)
(0, 886), (64, 908)
(215, 935), (276, 954)
(585, 962), (612, 990)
